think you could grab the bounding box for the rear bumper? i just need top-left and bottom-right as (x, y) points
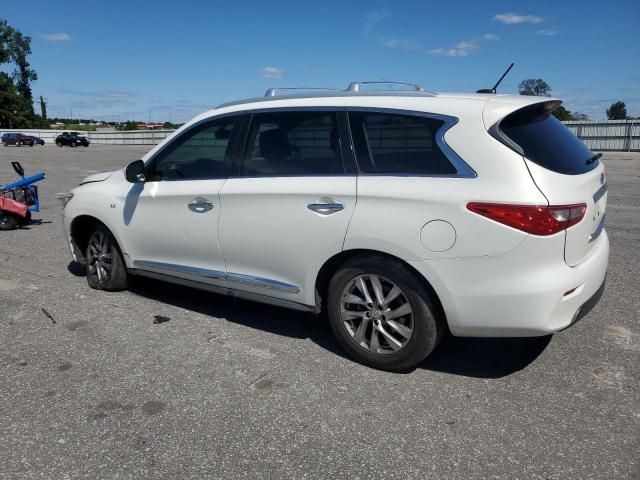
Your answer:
(561, 275), (606, 331)
(410, 230), (609, 337)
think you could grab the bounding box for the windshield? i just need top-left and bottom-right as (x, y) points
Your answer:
(500, 104), (598, 175)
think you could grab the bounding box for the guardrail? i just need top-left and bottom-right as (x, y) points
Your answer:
(1, 120), (638, 151)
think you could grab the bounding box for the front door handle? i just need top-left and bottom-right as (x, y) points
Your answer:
(188, 198), (214, 213)
(307, 199), (344, 215)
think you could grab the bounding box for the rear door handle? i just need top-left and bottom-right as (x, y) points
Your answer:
(307, 200), (344, 215)
(188, 198), (214, 213)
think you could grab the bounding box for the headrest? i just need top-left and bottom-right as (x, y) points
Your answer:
(259, 128), (291, 161)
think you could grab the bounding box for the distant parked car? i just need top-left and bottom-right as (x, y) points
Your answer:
(2, 133), (36, 147)
(29, 136), (45, 145)
(56, 131), (90, 147)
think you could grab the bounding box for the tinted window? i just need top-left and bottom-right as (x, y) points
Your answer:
(500, 105), (597, 175)
(349, 112), (456, 175)
(241, 111), (343, 176)
(148, 117), (236, 181)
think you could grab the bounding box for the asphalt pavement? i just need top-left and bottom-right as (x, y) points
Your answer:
(0, 145), (638, 479)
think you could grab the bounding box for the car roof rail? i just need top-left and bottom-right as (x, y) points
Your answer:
(264, 87), (341, 97)
(346, 81), (426, 92)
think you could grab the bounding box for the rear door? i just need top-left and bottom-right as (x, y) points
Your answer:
(218, 108), (356, 306)
(498, 103), (606, 266)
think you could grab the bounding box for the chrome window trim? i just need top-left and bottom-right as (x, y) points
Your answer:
(148, 106), (476, 180)
(346, 107), (477, 179)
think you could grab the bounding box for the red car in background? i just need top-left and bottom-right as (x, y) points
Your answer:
(1, 133), (36, 147)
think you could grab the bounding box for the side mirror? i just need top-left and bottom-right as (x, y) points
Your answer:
(125, 160), (146, 183)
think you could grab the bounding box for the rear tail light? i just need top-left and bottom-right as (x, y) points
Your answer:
(466, 202), (587, 236)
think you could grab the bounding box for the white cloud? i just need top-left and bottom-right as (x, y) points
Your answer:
(537, 29), (557, 36)
(262, 66), (284, 79)
(454, 40), (478, 51)
(428, 48), (469, 57)
(382, 37), (422, 50)
(364, 8), (391, 33)
(494, 13), (543, 24)
(41, 33), (71, 42)
(429, 39), (479, 57)
(482, 33), (499, 40)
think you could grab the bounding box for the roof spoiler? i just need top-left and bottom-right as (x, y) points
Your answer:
(483, 97), (563, 130)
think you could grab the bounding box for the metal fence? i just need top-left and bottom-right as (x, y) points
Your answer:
(564, 120), (638, 152)
(1, 120), (638, 151)
(0, 128), (174, 146)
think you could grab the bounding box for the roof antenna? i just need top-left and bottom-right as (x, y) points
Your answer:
(476, 62), (514, 94)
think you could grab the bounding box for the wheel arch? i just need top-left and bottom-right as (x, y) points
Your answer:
(314, 249), (448, 328)
(69, 214), (125, 264)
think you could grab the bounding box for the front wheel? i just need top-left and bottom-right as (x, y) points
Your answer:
(327, 256), (444, 371)
(0, 211), (18, 231)
(56, 142), (63, 147)
(71, 141), (77, 147)
(85, 225), (128, 291)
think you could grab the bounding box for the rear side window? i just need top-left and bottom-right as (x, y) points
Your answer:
(349, 112), (457, 175)
(499, 104), (597, 175)
(241, 111), (343, 177)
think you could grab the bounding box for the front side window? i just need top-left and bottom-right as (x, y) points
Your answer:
(349, 111), (457, 175)
(147, 116), (237, 181)
(240, 111), (343, 176)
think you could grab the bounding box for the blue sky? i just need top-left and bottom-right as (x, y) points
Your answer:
(2, 0), (638, 122)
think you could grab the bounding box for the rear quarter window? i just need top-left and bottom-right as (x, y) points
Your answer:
(498, 103), (598, 175)
(349, 111), (457, 175)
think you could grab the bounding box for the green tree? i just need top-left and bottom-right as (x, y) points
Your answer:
(571, 112), (590, 121)
(0, 19), (38, 127)
(606, 101), (627, 120)
(518, 79), (552, 97)
(552, 106), (573, 121)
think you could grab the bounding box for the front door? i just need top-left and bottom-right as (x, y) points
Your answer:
(121, 115), (240, 285)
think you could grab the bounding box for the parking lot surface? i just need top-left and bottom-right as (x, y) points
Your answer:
(1, 145), (639, 479)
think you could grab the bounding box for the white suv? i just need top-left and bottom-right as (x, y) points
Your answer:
(62, 82), (608, 371)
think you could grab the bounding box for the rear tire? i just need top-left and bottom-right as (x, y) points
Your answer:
(85, 224), (128, 291)
(56, 142), (62, 147)
(16, 141), (21, 147)
(0, 211), (18, 231)
(71, 141), (77, 147)
(327, 255), (444, 371)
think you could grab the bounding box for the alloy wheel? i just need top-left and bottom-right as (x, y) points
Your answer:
(87, 231), (113, 284)
(340, 274), (414, 354)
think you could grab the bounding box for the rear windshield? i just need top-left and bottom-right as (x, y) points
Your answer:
(500, 104), (598, 175)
